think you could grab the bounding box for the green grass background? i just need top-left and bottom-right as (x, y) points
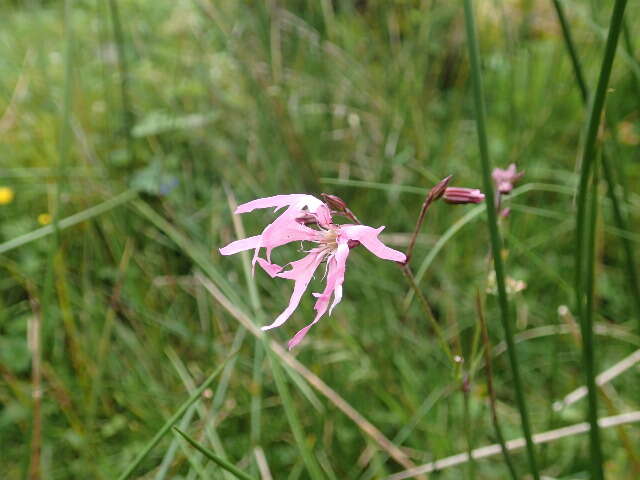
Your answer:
(1, 0), (639, 478)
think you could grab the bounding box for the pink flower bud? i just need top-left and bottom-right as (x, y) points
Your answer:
(443, 187), (485, 204)
(320, 193), (348, 212)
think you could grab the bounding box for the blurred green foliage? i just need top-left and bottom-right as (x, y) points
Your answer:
(1, 0), (639, 479)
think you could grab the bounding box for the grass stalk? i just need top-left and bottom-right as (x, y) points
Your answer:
(551, 0), (589, 101)
(462, 374), (475, 480)
(267, 348), (325, 480)
(173, 427), (256, 480)
(29, 1), (75, 477)
(572, 2), (628, 478)
(106, 0), (135, 161)
(401, 264), (454, 362)
(223, 188), (265, 460)
(0, 189), (138, 255)
(164, 347), (235, 480)
(116, 352), (236, 480)
(195, 273), (418, 472)
(477, 293), (518, 480)
(551, 0), (640, 327)
(461, 1), (540, 478)
(386, 411), (640, 480)
(27, 310), (42, 480)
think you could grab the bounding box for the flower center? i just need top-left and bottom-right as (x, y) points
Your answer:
(321, 228), (339, 250)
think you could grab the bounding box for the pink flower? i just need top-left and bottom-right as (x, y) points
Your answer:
(220, 194), (406, 349)
(492, 163), (524, 194)
(443, 187), (485, 204)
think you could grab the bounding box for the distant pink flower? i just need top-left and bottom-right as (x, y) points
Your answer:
(219, 194), (406, 349)
(443, 187), (485, 204)
(492, 163), (524, 194)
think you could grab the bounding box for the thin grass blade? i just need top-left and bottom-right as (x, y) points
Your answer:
(116, 351), (237, 480)
(267, 348), (325, 480)
(461, 1), (540, 478)
(173, 427), (256, 480)
(572, 2), (628, 478)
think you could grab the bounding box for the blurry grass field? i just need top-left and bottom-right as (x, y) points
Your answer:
(1, 0), (640, 478)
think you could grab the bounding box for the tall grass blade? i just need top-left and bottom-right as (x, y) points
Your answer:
(551, 0), (589, 101)
(173, 427), (256, 480)
(477, 293), (518, 480)
(551, 0), (640, 329)
(267, 348), (325, 480)
(196, 272), (417, 472)
(461, 1), (540, 478)
(116, 352), (236, 480)
(106, 0), (135, 161)
(572, 2), (628, 478)
(0, 189), (138, 254)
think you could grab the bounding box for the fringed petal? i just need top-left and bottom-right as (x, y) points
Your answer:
(341, 225), (406, 263)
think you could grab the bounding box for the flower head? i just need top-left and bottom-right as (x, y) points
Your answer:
(491, 163), (524, 194)
(443, 187), (485, 204)
(37, 213), (52, 225)
(0, 187), (14, 205)
(219, 194), (406, 349)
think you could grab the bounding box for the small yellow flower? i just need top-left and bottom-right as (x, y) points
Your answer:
(38, 213), (52, 225)
(0, 187), (15, 205)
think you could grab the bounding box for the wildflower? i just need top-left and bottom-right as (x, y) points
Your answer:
(492, 163), (524, 194)
(219, 194), (406, 349)
(443, 187), (485, 204)
(37, 213), (52, 225)
(0, 187), (14, 205)
(486, 270), (526, 295)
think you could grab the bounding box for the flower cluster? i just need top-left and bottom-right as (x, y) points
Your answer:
(492, 163), (523, 217)
(219, 194), (406, 349)
(492, 163), (523, 195)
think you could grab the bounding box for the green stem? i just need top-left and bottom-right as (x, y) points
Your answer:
(600, 156), (640, 325)
(573, 2), (628, 478)
(551, 0), (589, 102)
(401, 264), (454, 363)
(462, 375), (475, 480)
(461, 1), (540, 479)
(551, 0), (640, 328)
(477, 293), (518, 480)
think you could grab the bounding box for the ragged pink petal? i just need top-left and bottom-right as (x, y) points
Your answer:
(255, 258), (283, 277)
(492, 163), (524, 194)
(313, 243), (349, 319)
(259, 206), (321, 262)
(235, 194), (326, 214)
(260, 250), (326, 331)
(287, 242), (350, 349)
(314, 204), (333, 228)
(341, 225), (406, 263)
(219, 235), (261, 256)
(287, 323), (316, 350)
